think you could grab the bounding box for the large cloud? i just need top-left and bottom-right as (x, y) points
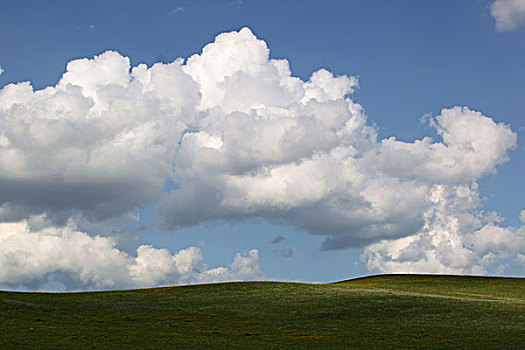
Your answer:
(0, 53), (195, 226)
(491, 0), (525, 31)
(0, 27), (522, 288)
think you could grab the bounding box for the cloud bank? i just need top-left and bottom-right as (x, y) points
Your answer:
(0, 27), (522, 289)
(491, 0), (525, 31)
(0, 217), (261, 290)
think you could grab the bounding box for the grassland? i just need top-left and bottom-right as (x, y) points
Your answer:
(1, 274), (524, 349)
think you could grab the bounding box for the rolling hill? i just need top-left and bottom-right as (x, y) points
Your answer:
(1, 274), (524, 349)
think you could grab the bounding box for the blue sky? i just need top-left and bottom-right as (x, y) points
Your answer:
(0, 0), (524, 290)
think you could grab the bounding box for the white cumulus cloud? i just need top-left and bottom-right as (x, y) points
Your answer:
(491, 0), (525, 31)
(0, 218), (262, 290)
(0, 27), (522, 287)
(362, 184), (525, 275)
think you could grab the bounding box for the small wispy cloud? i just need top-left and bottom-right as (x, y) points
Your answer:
(490, 0), (525, 31)
(281, 246), (297, 258)
(270, 234), (286, 244)
(0, 66), (3, 76)
(234, 0), (243, 8)
(169, 7), (185, 15)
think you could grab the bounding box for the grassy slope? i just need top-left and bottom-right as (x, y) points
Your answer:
(1, 275), (524, 349)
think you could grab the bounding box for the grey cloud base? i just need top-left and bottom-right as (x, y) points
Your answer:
(0, 28), (523, 290)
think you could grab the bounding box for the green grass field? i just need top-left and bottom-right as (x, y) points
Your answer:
(1, 274), (524, 349)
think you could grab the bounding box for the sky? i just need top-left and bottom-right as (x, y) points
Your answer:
(0, 0), (524, 291)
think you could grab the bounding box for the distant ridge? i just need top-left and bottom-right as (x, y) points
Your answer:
(333, 273), (525, 284)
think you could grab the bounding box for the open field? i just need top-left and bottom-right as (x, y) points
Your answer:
(1, 274), (524, 349)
